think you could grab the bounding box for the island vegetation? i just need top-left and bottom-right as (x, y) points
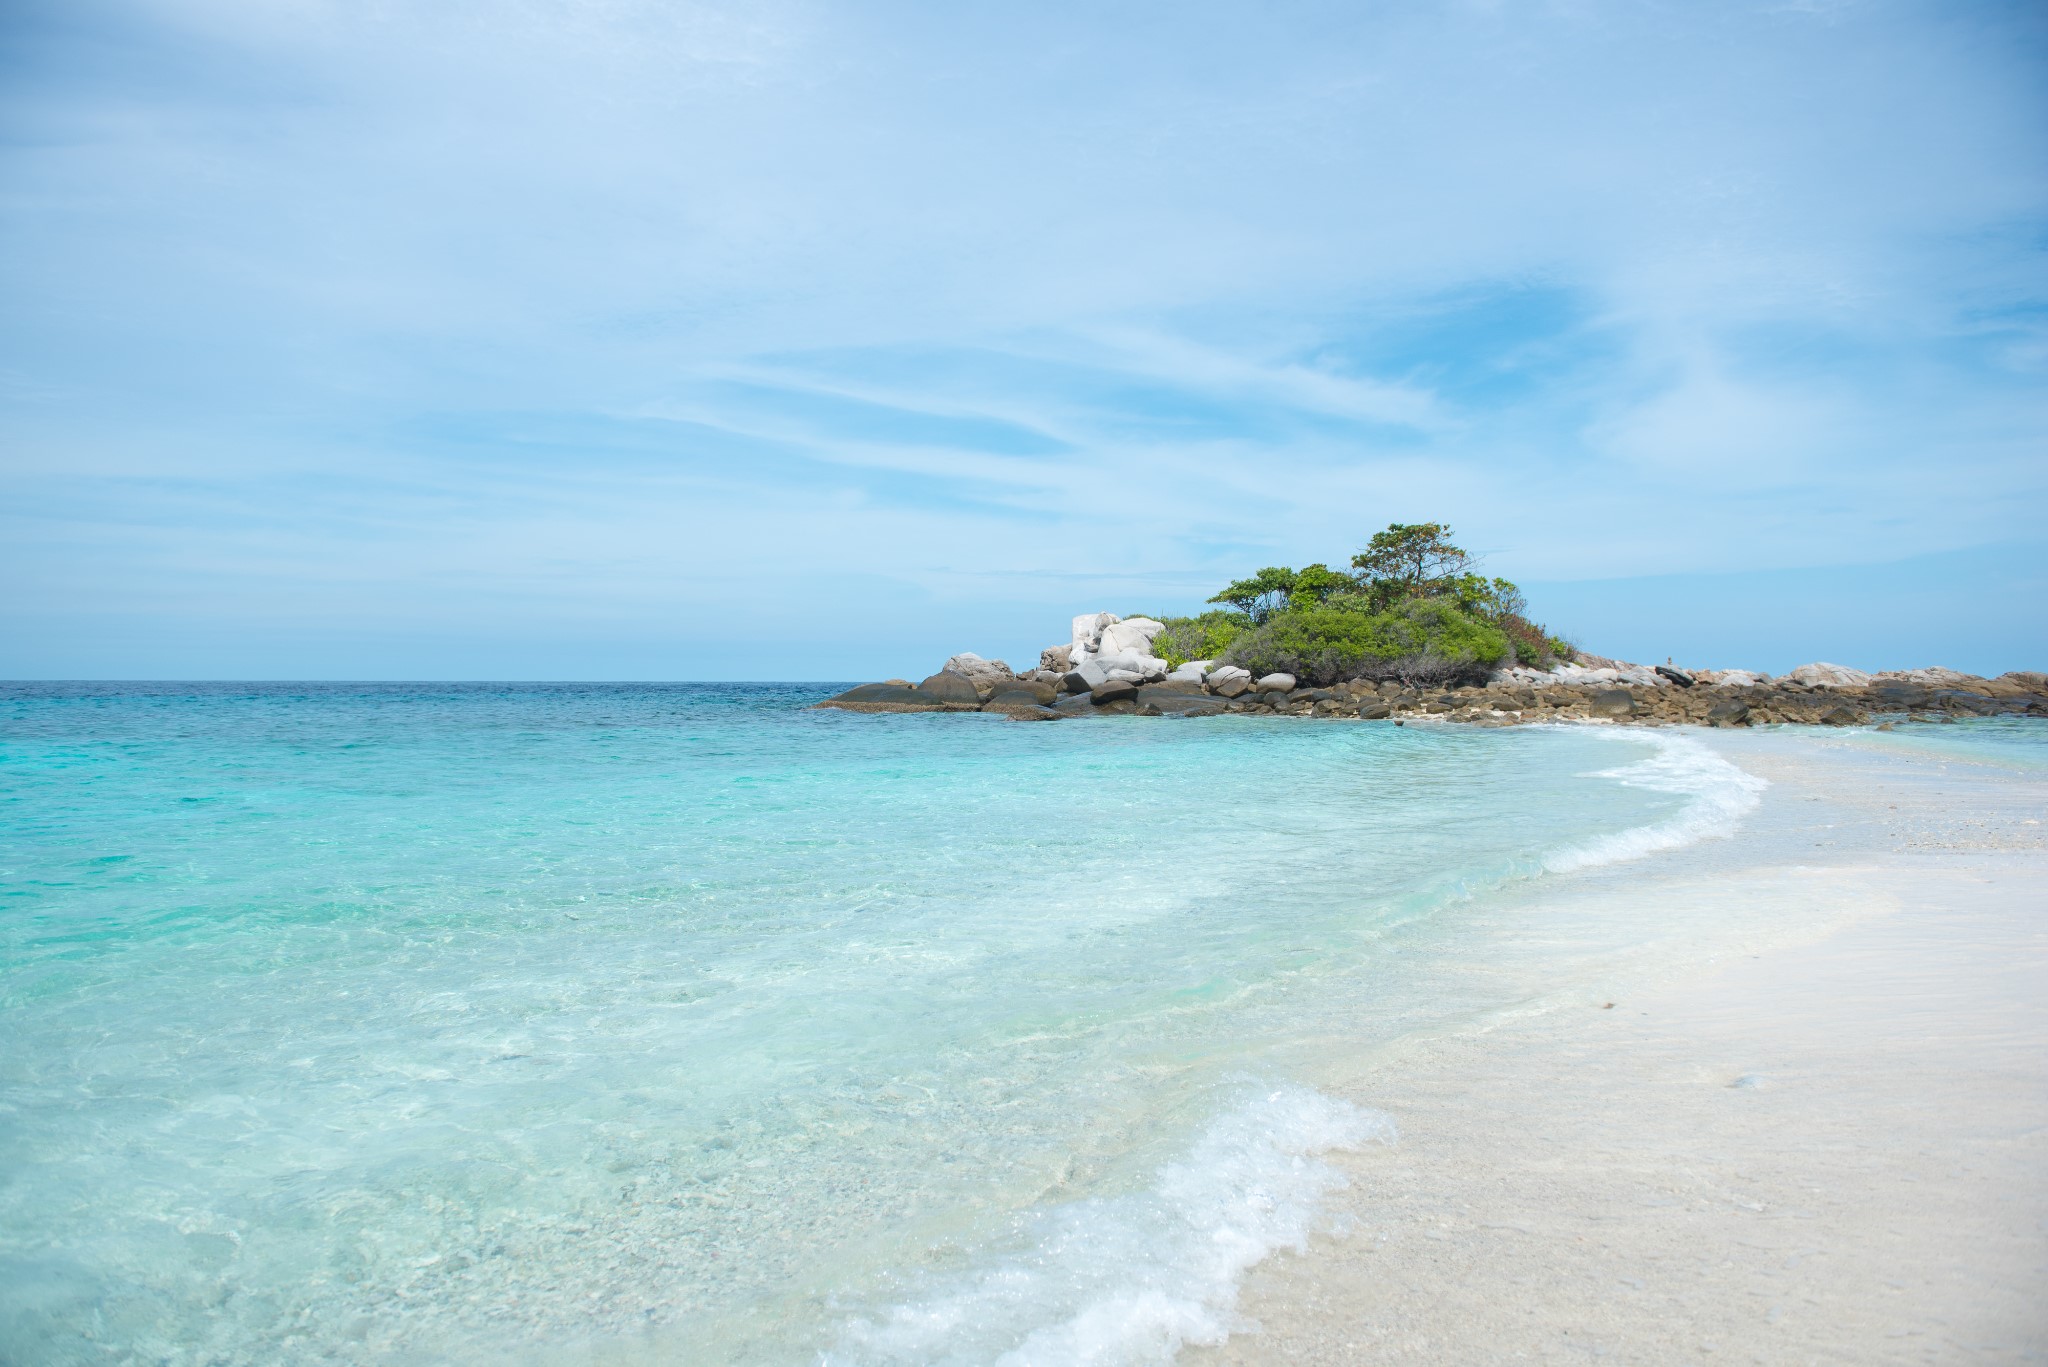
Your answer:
(1147, 523), (1574, 686)
(816, 519), (2047, 726)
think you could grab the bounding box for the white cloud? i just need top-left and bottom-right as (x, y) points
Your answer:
(2, 0), (2044, 673)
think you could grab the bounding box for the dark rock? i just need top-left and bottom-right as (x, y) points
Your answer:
(1933, 690), (2001, 716)
(1054, 693), (1097, 717)
(822, 683), (935, 707)
(1359, 702), (1392, 720)
(1090, 678), (1139, 704)
(1871, 682), (1933, 708)
(1589, 689), (1636, 718)
(1707, 699), (1751, 726)
(1136, 685), (1224, 716)
(985, 681), (1058, 708)
(917, 672), (982, 705)
(1654, 666), (1696, 688)
(1001, 707), (1063, 722)
(1820, 705), (1862, 726)
(1061, 671), (1093, 695)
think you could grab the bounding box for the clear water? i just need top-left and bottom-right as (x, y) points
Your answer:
(1843, 715), (2048, 773)
(2, 683), (1769, 1365)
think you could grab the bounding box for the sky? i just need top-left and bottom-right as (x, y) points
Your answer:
(3, 0), (2044, 680)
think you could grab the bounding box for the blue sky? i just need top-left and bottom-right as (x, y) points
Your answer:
(3, 0), (2044, 679)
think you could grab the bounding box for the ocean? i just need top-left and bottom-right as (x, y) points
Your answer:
(0, 681), (1857, 1365)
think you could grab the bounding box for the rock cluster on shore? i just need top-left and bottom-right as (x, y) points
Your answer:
(817, 615), (2048, 728)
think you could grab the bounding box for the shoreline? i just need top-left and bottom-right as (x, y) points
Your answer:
(819, 669), (2048, 729)
(1185, 729), (2048, 1365)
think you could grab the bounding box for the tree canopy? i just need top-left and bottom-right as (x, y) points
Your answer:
(1154, 522), (1573, 685)
(1349, 522), (1472, 605)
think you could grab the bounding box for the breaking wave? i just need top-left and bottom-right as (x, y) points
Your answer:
(822, 1085), (1394, 1367)
(1543, 729), (1769, 873)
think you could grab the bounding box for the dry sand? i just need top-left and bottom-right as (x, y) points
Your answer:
(1191, 733), (2048, 1366)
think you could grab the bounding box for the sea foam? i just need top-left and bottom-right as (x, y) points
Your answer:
(822, 1085), (1393, 1367)
(1542, 729), (1769, 873)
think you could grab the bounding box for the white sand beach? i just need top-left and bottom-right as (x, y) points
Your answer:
(1190, 732), (2048, 1366)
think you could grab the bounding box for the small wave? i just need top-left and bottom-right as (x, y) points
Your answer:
(1542, 730), (1769, 874)
(821, 1086), (1394, 1367)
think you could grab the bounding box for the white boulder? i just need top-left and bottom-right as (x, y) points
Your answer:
(1254, 672), (1297, 692)
(1206, 666), (1251, 697)
(1098, 618), (1165, 657)
(1789, 662), (1871, 688)
(1166, 659), (1212, 683)
(1070, 612), (1120, 658)
(1710, 670), (1764, 687)
(1072, 658), (1110, 688)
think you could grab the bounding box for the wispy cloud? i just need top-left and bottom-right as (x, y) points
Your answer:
(2, 0), (2044, 676)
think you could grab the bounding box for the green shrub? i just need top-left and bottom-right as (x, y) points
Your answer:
(1151, 610), (1247, 667)
(1217, 598), (1508, 686)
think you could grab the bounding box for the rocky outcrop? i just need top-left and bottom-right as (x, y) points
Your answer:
(818, 626), (2043, 729)
(942, 653), (1014, 698)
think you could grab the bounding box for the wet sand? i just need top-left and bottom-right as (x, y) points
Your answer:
(1191, 737), (2048, 1366)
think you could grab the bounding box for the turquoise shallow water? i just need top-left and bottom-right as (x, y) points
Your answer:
(4, 683), (1766, 1365)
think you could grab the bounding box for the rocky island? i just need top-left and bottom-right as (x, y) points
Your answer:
(819, 524), (2046, 728)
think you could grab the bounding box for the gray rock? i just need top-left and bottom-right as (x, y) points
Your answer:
(1039, 644), (1074, 674)
(1654, 666), (1696, 687)
(917, 672), (983, 705)
(1588, 688), (1636, 718)
(1090, 678), (1139, 704)
(1254, 672), (1297, 692)
(825, 683), (921, 703)
(984, 682), (1058, 709)
(1206, 665), (1252, 697)
(1706, 699), (1751, 726)
(1820, 704), (1862, 726)
(1135, 684), (1224, 716)
(1060, 671), (1093, 695)
(942, 653), (1014, 699)
(818, 683), (943, 710)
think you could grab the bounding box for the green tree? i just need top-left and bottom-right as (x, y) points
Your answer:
(1350, 523), (1472, 605)
(1287, 562), (1351, 612)
(1207, 566), (1298, 625)
(1448, 574), (1527, 620)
